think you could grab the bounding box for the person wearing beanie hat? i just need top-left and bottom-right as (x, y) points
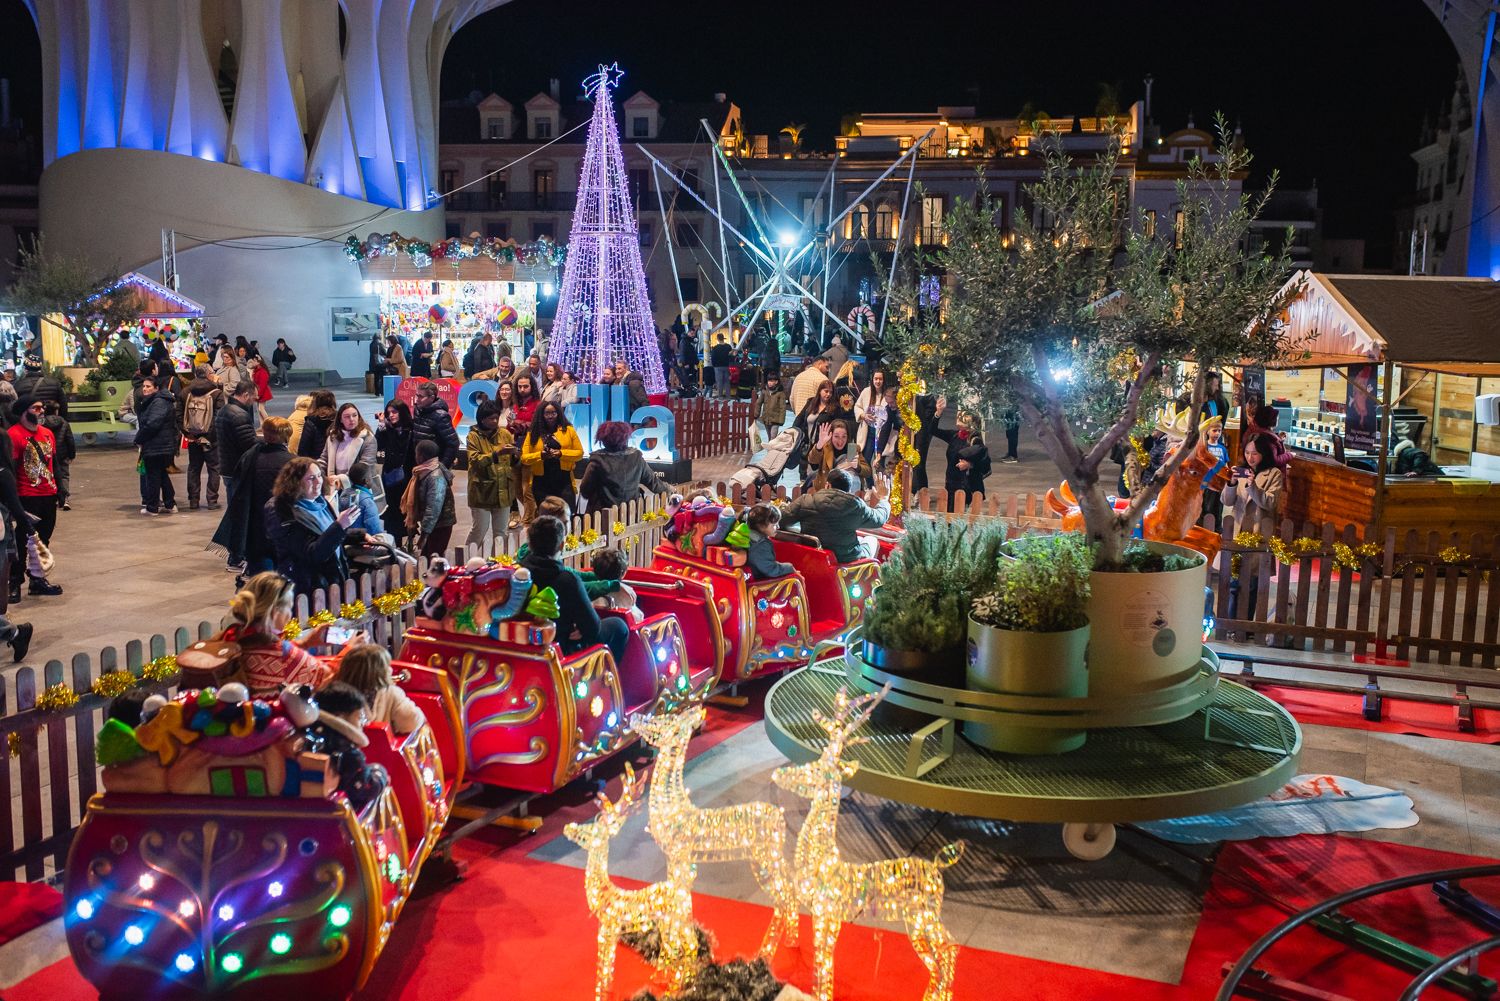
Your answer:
(7, 396), (62, 599)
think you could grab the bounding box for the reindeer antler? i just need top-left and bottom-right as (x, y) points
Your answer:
(814, 684), (889, 756)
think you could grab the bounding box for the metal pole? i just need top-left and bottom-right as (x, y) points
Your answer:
(876, 146), (921, 345)
(653, 163), (687, 324)
(637, 146), (776, 269)
(703, 118), (774, 253)
(822, 131), (934, 240)
(708, 127), (735, 314)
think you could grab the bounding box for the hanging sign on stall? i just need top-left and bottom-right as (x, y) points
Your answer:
(1344, 363), (1381, 452)
(1238, 365), (1265, 428)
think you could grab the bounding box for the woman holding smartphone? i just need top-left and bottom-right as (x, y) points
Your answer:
(1219, 433), (1286, 632)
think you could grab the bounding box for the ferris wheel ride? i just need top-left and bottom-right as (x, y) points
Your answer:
(636, 125), (935, 353)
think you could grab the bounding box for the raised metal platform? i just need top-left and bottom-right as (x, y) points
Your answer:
(764, 663), (1302, 825)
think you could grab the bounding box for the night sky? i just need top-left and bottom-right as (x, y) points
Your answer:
(0, 0), (1465, 264)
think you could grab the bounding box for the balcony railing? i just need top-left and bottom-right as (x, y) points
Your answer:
(444, 191), (578, 212)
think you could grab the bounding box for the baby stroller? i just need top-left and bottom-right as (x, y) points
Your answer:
(728, 426), (803, 493)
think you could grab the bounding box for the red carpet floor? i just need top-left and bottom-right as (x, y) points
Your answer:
(1260, 683), (1500, 743)
(14, 684), (1500, 1000)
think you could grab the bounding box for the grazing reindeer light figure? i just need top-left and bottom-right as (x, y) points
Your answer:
(564, 765), (701, 1001)
(634, 705), (799, 958)
(771, 688), (963, 1001)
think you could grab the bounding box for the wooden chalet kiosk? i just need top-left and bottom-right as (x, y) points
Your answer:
(1259, 272), (1500, 536)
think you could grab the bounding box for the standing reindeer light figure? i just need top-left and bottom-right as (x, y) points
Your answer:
(634, 705), (799, 958)
(564, 765), (702, 1001)
(771, 688), (964, 1001)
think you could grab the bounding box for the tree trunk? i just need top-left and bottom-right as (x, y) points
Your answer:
(1075, 477), (1133, 568)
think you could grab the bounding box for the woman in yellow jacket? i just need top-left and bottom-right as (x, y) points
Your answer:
(519, 400), (583, 513)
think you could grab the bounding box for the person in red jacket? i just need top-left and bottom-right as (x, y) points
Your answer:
(8, 397), (62, 599)
(247, 355), (273, 422)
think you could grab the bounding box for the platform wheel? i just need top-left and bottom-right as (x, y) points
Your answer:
(1061, 822), (1116, 861)
(81, 432), (97, 445)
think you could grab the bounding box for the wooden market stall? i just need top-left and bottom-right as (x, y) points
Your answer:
(1259, 272), (1500, 537)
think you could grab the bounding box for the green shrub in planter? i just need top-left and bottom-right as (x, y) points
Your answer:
(966, 532), (1093, 753)
(863, 515), (1006, 679)
(972, 533), (1092, 633)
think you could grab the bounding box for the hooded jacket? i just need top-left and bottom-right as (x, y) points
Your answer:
(412, 397), (461, 467)
(578, 447), (668, 514)
(134, 390), (180, 458)
(779, 487), (889, 564)
(177, 377), (222, 442)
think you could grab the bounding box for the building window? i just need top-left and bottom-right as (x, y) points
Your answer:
(675, 222), (697, 246)
(873, 203), (896, 241)
(680, 276), (700, 301)
(1174, 209), (1185, 249)
(632, 116), (650, 138)
(534, 117), (552, 139)
(486, 221), (509, 240)
(531, 220), (555, 241)
(534, 168), (554, 209)
(846, 204), (870, 240)
(920, 194), (944, 245)
(638, 221), (653, 248)
(628, 168), (650, 202)
(445, 220), (462, 238)
(487, 171), (507, 208)
(1143, 209), (1157, 240)
(440, 168), (458, 196)
(801, 195), (823, 227)
(487, 118), (506, 139)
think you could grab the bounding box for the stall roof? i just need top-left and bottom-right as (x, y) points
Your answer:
(1277, 271), (1500, 375)
(90, 272), (204, 318)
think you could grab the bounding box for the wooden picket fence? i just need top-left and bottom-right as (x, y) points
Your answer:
(0, 494), (671, 883)
(1207, 514), (1500, 668)
(668, 398), (752, 460)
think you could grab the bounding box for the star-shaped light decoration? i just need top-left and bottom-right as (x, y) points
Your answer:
(583, 62), (624, 101)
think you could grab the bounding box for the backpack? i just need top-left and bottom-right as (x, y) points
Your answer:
(184, 392), (214, 437)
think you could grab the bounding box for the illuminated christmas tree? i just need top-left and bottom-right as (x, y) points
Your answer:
(547, 64), (666, 392)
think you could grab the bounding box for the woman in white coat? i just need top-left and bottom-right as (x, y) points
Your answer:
(322, 402), (385, 513)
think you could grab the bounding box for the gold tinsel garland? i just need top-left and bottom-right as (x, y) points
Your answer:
(36, 683), (80, 712)
(889, 362), (924, 519)
(1233, 532), (1381, 570)
(611, 521), (627, 535)
(339, 600), (368, 621)
(142, 655), (178, 681)
(90, 670), (138, 698)
(7, 732), (18, 758)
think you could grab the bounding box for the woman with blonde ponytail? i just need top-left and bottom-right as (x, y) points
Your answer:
(215, 571), (336, 697)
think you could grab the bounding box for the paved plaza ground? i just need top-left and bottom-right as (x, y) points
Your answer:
(4, 381), (1062, 675)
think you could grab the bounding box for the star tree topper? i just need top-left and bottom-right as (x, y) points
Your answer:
(583, 63), (624, 100)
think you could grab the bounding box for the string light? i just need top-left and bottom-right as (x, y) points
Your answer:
(634, 706), (798, 958)
(546, 64), (667, 392)
(563, 763), (701, 999)
(770, 687), (962, 1001)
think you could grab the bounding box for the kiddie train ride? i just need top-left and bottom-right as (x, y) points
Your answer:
(62, 516), (879, 998)
(65, 676), (459, 1001)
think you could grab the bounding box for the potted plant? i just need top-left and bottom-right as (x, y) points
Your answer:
(861, 514), (1006, 689)
(881, 117), (1304, 711)
(967, 533), (1092, 754)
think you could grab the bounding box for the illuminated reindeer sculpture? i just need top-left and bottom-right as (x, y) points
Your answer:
(771, 688), (963, 1001)
(563, 765), (701, 1001)
(634, 705), (799, 958)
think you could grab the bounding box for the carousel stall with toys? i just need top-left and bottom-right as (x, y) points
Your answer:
(42, 272), (207, 379)
(347, 233), (564, 365)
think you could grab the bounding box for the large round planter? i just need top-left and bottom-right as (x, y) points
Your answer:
(964, 616), (1089, 754)
(860, 637), (963, 731)
(1086, 541), (1207, 698)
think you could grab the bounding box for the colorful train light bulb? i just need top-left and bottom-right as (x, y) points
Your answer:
(123, 925), (145, 946)
(590, 695), (604, 717)
(771, 612), (784, 628)
(676, 674), (688, 690)
(267, 881), (284, 898)
(655, 645), (669, 663)
(217, 904), (235, 922)
(850, 584), (863, 599)
(329, 904), (352, 928)
(137, 873), (156, 891)
(269, 932), (293, 955)
(220, 952), (243, 974)
(174, 953), (196, 973)
(74, 899), (94, 920)
(575, 681), (588, 699)
(606, 711), (619, 727)
(177, 899), (197, 918)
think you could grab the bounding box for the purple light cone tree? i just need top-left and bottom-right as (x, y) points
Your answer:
(547, 64), (666, 392)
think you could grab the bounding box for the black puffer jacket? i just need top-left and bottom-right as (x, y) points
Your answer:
(624, 370), (649, 410)
(297, 412), (333, 459)
(412, 398), (460, 467)
(133, 391), (179, 458)
(214, 400), (258, 474)
(14, 373), (67, 418)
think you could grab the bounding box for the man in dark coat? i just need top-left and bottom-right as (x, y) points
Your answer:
(410, 331), (434, 378)
(213, 382), (259, 501)
(410, 382), (460, 467)
(14, 354), (67, 418)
